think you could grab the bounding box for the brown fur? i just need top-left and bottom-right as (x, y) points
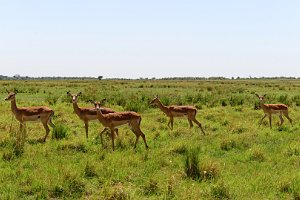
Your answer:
(255, 94), (292, 128)
(92, 101), (148, 151)
(67, 91), (117, 138)
(5, 92), (55, 142)
(150, 97), (205, 134)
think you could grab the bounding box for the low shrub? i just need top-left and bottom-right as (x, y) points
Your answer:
(211, 182), (231, 199)
(52, 124), (68, 140)
(84, 162), (98, 178)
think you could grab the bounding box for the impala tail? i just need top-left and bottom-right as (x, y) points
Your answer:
(48, 111), (55, 128)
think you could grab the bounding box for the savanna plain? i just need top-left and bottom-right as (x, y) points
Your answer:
(0, 79), (299, 199)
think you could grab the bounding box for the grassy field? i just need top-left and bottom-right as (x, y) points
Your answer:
(0, 79), (299, 199)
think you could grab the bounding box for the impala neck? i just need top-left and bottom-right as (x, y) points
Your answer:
(260, 101), (268, 110)
(96, 109), (108, 125)
(10, 99), (19, 115)
(156, 100), (169, 114)
(72, 102), (82, 115)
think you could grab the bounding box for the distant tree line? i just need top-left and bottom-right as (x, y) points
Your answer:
(0, 74), (99, 80)
(0, 74), (299, 80)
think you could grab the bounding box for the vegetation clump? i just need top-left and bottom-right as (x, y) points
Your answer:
(52, 124), (68, 140)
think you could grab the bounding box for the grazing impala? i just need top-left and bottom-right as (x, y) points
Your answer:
(150, 97), (205, 134)
(67, 91), (117, 138)
(91, 100), (149, 151)
(5, 90), (55, 142)
(255, 94), (293, 129)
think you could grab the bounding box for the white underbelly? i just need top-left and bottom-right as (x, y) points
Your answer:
(269, 110), (282, 114)
(173, 113), (187, 117)
(22, 115), (43, 121)
(112, 120), (131, 127)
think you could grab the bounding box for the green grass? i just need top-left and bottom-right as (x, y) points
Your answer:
(0, 79), (299, 199)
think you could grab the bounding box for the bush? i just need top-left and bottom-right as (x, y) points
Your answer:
(45, 92), (60, 105)
(143, 179), (159, 195)
(277, 94), (291, 105)
(84, 162), (98, 178)
(58, 143), (87, 153)
(249, 148), (266, 162)
(211, 182), (231, 199)
(200, 161), (219, 181)
(52, 124), (68, 140)
(220, 139), (237, 151)
(63, 174), (85, 198)
(184, 148), (201, 180)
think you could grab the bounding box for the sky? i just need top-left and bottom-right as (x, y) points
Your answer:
(1, 0), (300, 78)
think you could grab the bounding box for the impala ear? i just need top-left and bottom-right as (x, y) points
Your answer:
(67, 91), (71, 95)
(88, 100), (95, 104)
(100, 98), (107, 105)
(255, 93), (259, 97)
(14, 89), (18, 94)
(263, 94), (267, 97)
(6, 89), (9, 94)
(78, 92), (82, 96)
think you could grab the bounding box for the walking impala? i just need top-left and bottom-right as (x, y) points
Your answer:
(150, 97), (205, 134)
(90, 100), (149, 151)
(5, 90), (55, 142)
(67, 91), (117, 138)
(255, 94), (293, 128)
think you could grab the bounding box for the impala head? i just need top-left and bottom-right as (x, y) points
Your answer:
(5, 89), (17, 101)
(150, 96), (160, 106)
(89, 99), (107, 111)
(67, 91), (82, 103)
(255, 94), (266, 101)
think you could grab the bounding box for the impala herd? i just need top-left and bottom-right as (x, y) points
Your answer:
(3, 90), (293, 150)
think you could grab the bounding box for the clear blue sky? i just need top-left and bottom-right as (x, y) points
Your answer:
(1, 0), (300, 78)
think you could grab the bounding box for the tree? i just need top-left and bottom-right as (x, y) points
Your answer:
(98, 76), (103, 80)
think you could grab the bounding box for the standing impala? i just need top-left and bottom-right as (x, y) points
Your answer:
(256, 94), (292, 129)
(150, 97), (205, 134)
(90, 100), (149, 151)
(67, 91), (117, 139)
(5, 90), (55, 142)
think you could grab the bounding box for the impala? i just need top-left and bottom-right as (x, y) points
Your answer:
(67, 91), (117, 138)
(90, 100), (149, 151)
(150, 97), (205, 134)
(5, 90), (55, 142)
(255, 94), (292, 128)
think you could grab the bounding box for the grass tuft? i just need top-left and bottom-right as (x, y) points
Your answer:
(211, 181), (231, 199)
(184, 148), (201, 180)
(220, 139), (237, 151)
(143, 179), (159, 196)
(52, 124), (68, 140)
(249, 148), (266, 162)
(84, 162), (98, 178)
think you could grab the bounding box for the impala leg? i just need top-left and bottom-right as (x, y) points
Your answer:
(23, 123), (27, 141)
(48, 111), (55, 128)
(188, 118), (193, 128)
(133, 127), (148, 149)
(84, 121), (89, 139)
(192, 118), (205, 135)
(110, 128), (115, 151)
(169, 117), (174, 130)
(19, 122), (24, 132)
(114, 128), (119, 136)
(99, 128), (107, 146)
(259, 114), (267, 127)
(269, 114), (272, 129)
(140, 130), (149, 149)
(283, 111), (293, 126)
(279, 113), (284, 126)
(19, 122), (25, 143)
(167, 118), (172, 130)
(42, 121), (50, 142)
